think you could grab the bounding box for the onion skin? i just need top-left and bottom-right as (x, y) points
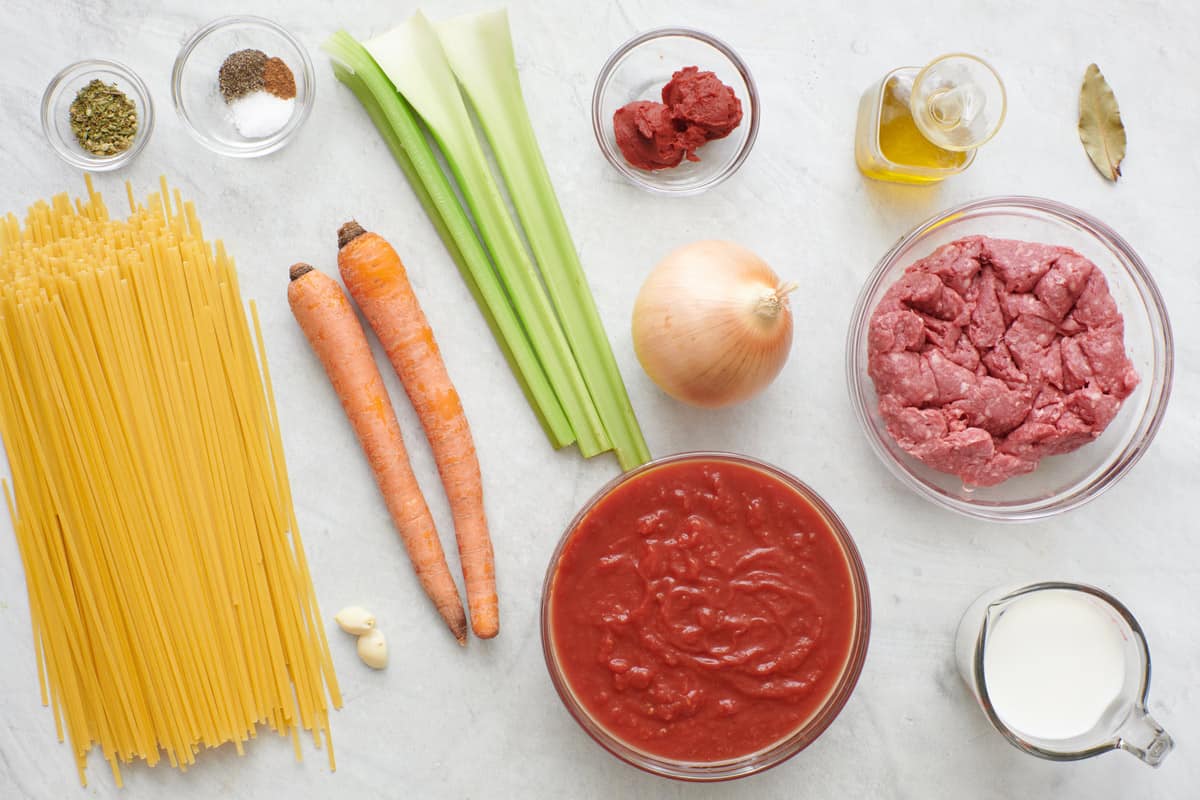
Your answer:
(632, 240), (794, 408)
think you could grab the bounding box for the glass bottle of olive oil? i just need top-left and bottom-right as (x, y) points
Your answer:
(855, 54), (1006, 185)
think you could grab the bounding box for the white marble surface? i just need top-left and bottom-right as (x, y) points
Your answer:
(1, 1), (1197, 798)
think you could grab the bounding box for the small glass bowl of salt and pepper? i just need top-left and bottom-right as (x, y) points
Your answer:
(42, 59), (155, 171)
(173, 15), (314, 157)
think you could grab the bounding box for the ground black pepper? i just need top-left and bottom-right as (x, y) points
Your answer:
(218, 49), (268, 102)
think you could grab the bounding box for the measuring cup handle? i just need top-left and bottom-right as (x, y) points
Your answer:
(1117, 707), (1174, 767)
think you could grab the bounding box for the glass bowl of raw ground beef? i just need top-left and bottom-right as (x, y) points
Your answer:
(847, 197), (1173, 521)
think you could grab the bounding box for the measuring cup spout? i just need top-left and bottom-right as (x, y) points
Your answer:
(982, 598), (1008, 629)
(1116, 707), (1174, 767)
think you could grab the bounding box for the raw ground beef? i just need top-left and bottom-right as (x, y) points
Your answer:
(867, 235), (1139, 487)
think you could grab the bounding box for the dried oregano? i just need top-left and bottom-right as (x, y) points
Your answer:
(69, 79), (138, 157)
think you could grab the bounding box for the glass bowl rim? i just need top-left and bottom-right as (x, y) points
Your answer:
(539, 451), (872, 781)
(845, 195), (1175, 522)
(40, 58), (155, 172)
(590, 27), (760, 197)
(170, 14), (315, 158)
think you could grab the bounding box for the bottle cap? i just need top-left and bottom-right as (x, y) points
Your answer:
(911, 53), (1006, 151)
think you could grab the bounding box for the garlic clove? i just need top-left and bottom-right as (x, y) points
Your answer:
(334, 606), (377, 636)
(356, 627), (388, 670)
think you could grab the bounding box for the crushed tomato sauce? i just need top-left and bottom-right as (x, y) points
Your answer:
(548, 458), (858, 762)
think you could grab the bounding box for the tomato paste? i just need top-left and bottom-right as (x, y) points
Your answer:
(612, 66), (743, 170)
(547, 457), (860, 762)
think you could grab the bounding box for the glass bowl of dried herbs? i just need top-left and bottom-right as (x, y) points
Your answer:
(41, 59), (154, 171)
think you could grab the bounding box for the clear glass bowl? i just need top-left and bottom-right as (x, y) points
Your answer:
(540, 452), (871, 781)
(591, 28), (759, 196)
(172, 15), (314, 157)
(41, 59), (154, 171)
(846, 197), (1174, 521)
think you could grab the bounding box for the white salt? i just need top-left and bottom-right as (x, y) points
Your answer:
(228, 91), (294, 139)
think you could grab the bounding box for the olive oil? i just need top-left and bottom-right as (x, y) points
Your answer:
(855, 55), (1005, 185)
(879, 77), (967, 170)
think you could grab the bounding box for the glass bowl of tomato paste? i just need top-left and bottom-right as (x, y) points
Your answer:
(592, 28), (760, 196)
(540, 452), (871, 781)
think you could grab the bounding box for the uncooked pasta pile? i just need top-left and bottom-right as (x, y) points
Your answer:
(0, 177), (341, 786)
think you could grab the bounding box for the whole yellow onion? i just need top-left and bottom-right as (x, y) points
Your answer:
(632, 240), (795, 408)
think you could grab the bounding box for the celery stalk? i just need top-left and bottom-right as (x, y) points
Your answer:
(324, 31), (574, 448)
(329, 60), (567, 448)
(435, 10), (651, 471)
(363, 13), (611, 458)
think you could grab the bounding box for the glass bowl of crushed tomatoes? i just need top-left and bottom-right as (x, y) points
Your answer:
(541, 452), (871, 781)
(592, 28), (760, 196)
(847, 197), (1173, 521)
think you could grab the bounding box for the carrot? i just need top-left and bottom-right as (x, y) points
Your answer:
(287, 262), (467, 644)
(337, 222), (498, 639)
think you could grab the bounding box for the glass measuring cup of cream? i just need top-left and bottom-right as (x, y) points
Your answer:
(855, 53), (1006, 184)
(954, 582), (1173, 766)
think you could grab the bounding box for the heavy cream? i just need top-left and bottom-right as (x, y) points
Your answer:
(982, 588), (1127, 741)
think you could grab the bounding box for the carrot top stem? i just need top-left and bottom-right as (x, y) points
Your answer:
(289, 262), (314, 281)
(338, 221), (367, 250)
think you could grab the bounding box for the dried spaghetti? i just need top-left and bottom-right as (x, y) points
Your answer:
(0, 177), (341, 786)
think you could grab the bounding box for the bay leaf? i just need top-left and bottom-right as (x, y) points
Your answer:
(1078, 63), (1126, 181)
